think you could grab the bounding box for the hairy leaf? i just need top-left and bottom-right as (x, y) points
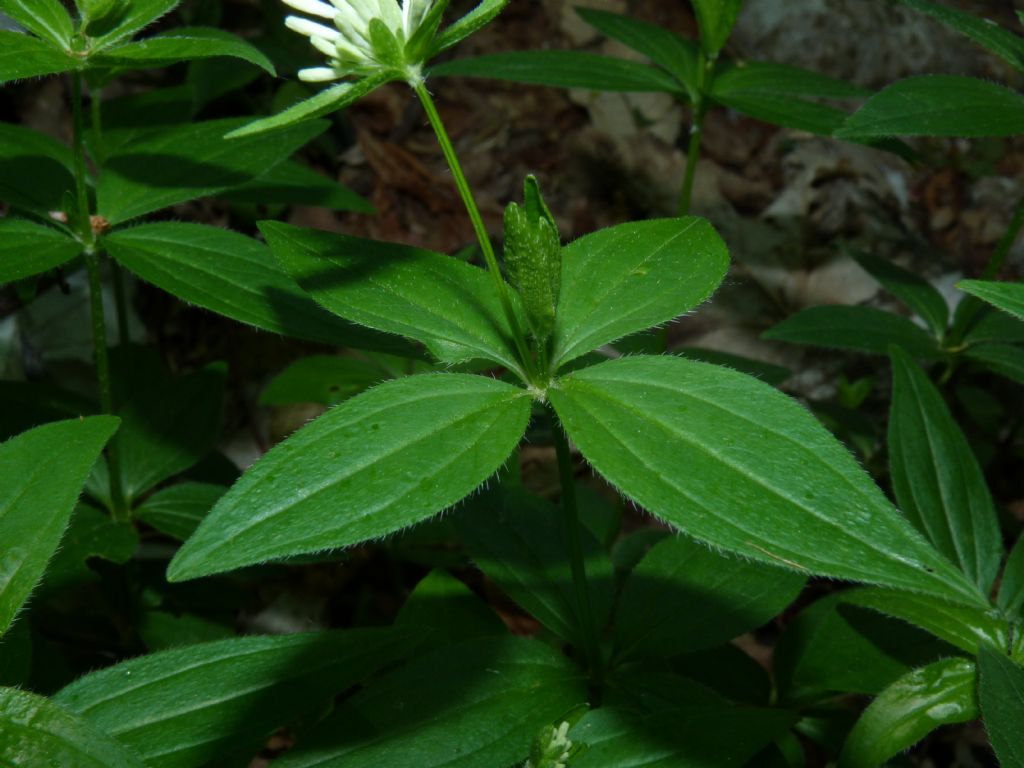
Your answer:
(763, 305), (940, 358)
(0, 0), (73, 47)
(0, 30), (76, 84)
(958, 279), (1024, 323)
(977, 646), (1024, 768)
(850, 250), (949, 337)
(549, 356), (985, 606)
(93, 27), (275, 74)
(168, 374), (531, 581)
(0, 218), (82, 284)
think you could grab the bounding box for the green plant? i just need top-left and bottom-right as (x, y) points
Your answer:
(2, 1), (1023, 766)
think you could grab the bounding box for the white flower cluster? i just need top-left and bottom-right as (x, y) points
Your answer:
(282, 0), (435, 82)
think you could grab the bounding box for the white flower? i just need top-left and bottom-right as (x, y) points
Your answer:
(282, 0), (436, 83)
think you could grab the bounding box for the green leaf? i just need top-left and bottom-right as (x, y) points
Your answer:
(0, 686), (143, 768)
(965, 343), (1024, 385)
(691, 0), (744, 56)
(836, 75), (1024, 139)
(569, 705), (795, 768)
(548, 356), (986, 606)
(41, 504), (138, 591)
(104, 223), (407, 353)
(395, 569), (506, 647)
(115, 365), (226, 501)
(773, 593), (952, 704)
(274, 636), (585, 768)
(431, 51), (686, 94)
(838, 658), (977, 768)
(575, 8), (700, 97)
(849, 249), (950, 337)
(134, 482), (225, 541)
(432, 0), (509, 55)
(168, 373), (531, 582)
(260, 355), (385, 407)
(0, 30), (77, 84)
(261, 221), (526, 376)
(0, 416), (118, 635)
(888, 347), (1002, 591)
(96, 118), (326, 224)
(673, 644), (772, 705)
(842, 587), (1011, 656)
(0, 0), (74, 47)
(977, 646), (1024, 768)
(88, 0), (180, 51)
(0, 218), (82, 285)
(895, 0), (1024, 73)
(221, 160), (374, 213)
(710, 62), (869, 135)
(613, 534), (805, 661)
(763, 305), (941, 358)
(453, 486), (614, 647)
(226, 73), (396, 139)
(92, 27), (275, 74)
(55, 629), (419, 768)
(958, 279), (1024, 323)
(0, 121), (75, 213)
(999, 534), (1024, 617)
(552, 218), (729, 369)
(675, 347), (791, 385)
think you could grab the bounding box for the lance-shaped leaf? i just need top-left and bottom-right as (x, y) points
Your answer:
(999, 534), (1024, 618)
(575, 8), (699, 97)
(0, 30), (77, 85)
(134, 483), (226, 542)
(895, 0), (1024, 73)
(0, 687), (143, 768)
(96, 118), (326, 224)
(613, 534), (806, 662)
(836, 75), (1024, 139)
(965, 343), (1024, 386)
(226, 73), (396, 139)
(838, 658), (977, 768)
(978, 646), (1024, 768)
(0, 417), (119, 635)
(888, 348), (1002, 590)
(0, 121), (75, 213)
(850, 250), (949, 337)
(763, 305), (941, 358)
(432, 0), (509, 55)
(842, 588), (1013, 657)
(548, 356), (986, 606)
(454, 486), (614, 646)
(103, 223), (407, 354)
(168, 373), (531, 581)
(773, 593), (952, 705)
(274, 636), (586, 768)
(92, 27), (275, 74)
(0, 218), (82, 285)
(115, 364), (226, 502)
(395, 569), (506, 649)
(431, 50), (685, 94)
(88, 0), (180, 51)
(710, 62), (869, 135)
(958, 279), (1024, 323)
(54, 629), (419, 768)
(691, 0), (744, 56)
(261, 221), (526, 376)
(569, 705), (795, 768)
(552, 218), (729, 369)
(0, 0), (74, 47)
(222, 160), (374, 213)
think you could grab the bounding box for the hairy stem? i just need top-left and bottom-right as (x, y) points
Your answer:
(548, 406), (603, 691)
(413, 82), (535, 381)
(73, 73), (129, 523)
(677, 103), (706, 217)
(112, 261), (130, 345)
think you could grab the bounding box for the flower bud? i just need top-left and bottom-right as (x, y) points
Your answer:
(504, 176), (561, 345)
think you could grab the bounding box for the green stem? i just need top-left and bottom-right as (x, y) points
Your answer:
(112, 260), (130, 345)
(548, 405), (603, 691)
(85, 254), (130, 522)
(677, 102), (706, 217)
(413, 82), (535, 381)
(73, 73), (129, 523)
